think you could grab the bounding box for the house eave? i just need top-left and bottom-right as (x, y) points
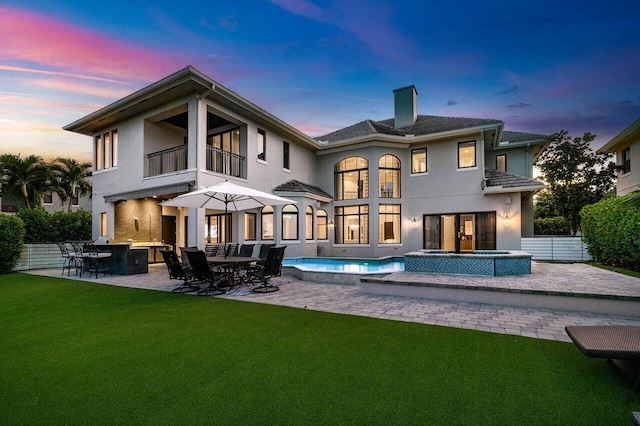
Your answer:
(598, 117), (640, 153)
(63, 66), (213, 136)
(483, 184), (546, 195)
(273, 190), (332, 203)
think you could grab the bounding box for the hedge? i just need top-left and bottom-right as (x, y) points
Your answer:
(0, 215), (25, 274)
(16, 207), (92, 243)
(580, 195), (640, 272)
(534, 216), (571, 235)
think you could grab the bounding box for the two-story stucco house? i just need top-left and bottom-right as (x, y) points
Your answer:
(598, 117), (640, 196)
(64, 66), (546, 258)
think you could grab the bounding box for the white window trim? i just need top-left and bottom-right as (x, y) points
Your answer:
(456, 166), (478, 172)
(257, 159), (268, 166)
(332, 244), (371, 248)
(410, 171), (429, 177)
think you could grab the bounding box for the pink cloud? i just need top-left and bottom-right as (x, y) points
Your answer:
(0, 6), (183, 82)
(29, 78), (134, 99)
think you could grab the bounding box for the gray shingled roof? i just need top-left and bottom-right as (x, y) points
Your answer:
(273, 180), (332, 199)
(317, 115), (503, 143)
(500, 130), (548, 144)
(485, 169), (545, 189)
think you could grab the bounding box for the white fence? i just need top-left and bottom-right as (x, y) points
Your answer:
(14, 244), (63, 271)
(521, 236), (592, 261)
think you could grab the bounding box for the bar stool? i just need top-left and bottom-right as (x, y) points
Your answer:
(83, 244), (112, 278)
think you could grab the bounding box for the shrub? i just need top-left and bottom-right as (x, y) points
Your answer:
(581, 195), (640, 272)
(534, 216), (571, 235)
(16, 207), (55, 243)
(0, 215), (25, 274)
(17, 208), (92, 243)
(52, 210), (92, 241)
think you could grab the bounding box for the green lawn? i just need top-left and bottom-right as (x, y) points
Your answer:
(1, 273), (638, 425)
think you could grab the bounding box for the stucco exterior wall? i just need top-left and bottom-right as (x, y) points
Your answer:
(616, 139), (640, 196)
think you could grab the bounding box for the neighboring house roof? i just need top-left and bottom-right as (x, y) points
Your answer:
(484, 169), (545, 193)
(273, 180), (333, 200)
(598, 117), (640, 153)
(317, 115), (503, 144)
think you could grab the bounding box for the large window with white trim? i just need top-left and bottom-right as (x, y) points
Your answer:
(94, 129), (118, 171)
(261, 206), (273, 240)
(378, 154), (400, 198)
(335, 205), (368, 244)
(334, 157), (368, 200)
(282, 204), (298, 240)
(317, 209), (328, 240)
(458, 141), (476, 169)
(378, 204), (401, 244)
(305, 206), (313, 240)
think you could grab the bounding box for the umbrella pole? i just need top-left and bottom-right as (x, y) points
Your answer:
(224, 203), (228, 258)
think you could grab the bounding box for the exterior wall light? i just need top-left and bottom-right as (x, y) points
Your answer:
(411, 217), (418, 229)
(503, 214), (511, 227)
(328, 220), (334, 229)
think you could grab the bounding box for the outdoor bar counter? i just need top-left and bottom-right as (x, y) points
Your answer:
(94, 243), (148, 275)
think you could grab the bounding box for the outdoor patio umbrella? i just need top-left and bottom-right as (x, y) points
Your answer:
(161, 180), (296, 255)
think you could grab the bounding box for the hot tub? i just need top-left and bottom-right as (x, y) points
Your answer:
(404, 250), (532, 276)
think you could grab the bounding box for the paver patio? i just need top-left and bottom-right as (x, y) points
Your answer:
(25, 261), (640, 342)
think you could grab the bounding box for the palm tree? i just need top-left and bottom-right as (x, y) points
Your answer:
(51, 157), (93, 212)
(0, 153), (51, 208)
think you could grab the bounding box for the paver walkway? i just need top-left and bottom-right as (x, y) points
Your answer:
(26, 261), (640, 342)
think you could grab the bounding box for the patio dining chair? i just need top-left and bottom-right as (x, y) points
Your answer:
(83, 244), (112, 278)
(238, 244), (255, 257)
(225, 243), (239, 257)
(247, 246), (286, 293)
(185, 250), (228, 296)
(160, 250), (198, 292)
(256, 243), (275, 267)
(56, 242), (77, 276)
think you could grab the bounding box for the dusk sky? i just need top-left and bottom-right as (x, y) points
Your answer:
(1, 1), (639, 162)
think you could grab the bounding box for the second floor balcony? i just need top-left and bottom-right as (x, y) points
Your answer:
(145, 145), (188, 177)
(206, 145), (245, 178)
(145, 144), (246, 179)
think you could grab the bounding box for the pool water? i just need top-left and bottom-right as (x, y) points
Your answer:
(282, 257), (404, 274)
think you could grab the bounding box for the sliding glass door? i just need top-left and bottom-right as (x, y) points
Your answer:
(423, 212), (495, 252)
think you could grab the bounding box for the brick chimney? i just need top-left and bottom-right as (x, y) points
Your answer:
(393, 85), (418, 128)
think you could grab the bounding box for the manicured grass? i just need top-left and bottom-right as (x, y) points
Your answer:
(590, 262), (640, 278)
(1, 274), (638, 425)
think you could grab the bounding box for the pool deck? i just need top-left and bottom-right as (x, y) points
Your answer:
(24, 261), (640, 342)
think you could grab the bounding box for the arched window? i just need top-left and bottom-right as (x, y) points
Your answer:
(261, 206), (274, 240)
(305, 206), (314, 240)
(334, 156), (368, 200)
(316, 209), (328, 240)
(281, 204), (299, 240)
(378, 154), (400, 198)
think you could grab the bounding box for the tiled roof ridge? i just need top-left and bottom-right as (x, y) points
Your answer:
(273, 179), (332, 199)
(484, 168), (545, 188)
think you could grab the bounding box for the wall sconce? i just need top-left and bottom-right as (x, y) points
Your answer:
(411, 217), (418, 229)
(328, 220), (334, 229)
(503, 214), (511, 227)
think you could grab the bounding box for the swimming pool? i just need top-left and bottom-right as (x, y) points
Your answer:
(282, 257), (404, 284)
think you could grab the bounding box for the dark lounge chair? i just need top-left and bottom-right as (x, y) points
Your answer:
(160, 250), (198, 292)
(565, 325), (640, 391)
(186, 250), (228, 296)
(248, 246), (286, 293)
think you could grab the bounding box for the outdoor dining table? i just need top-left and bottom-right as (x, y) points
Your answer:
(207, 256), (260, 286)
